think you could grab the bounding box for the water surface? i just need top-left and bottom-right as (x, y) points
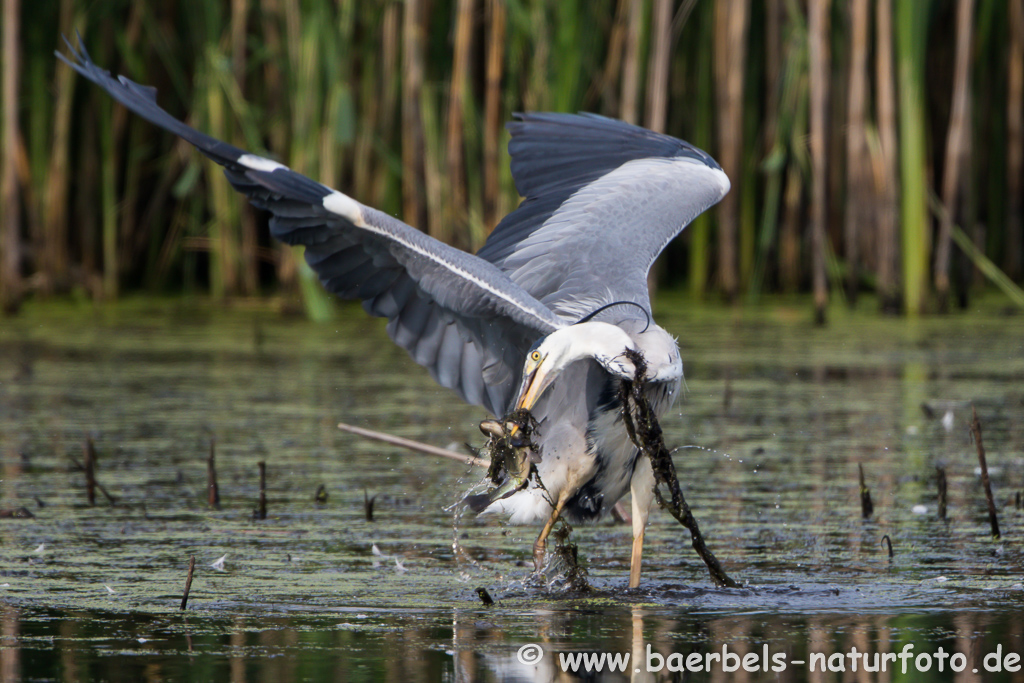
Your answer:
(1, 298), (1023, 681)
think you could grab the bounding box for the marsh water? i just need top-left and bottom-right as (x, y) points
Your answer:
(1, 297), (1023, 682)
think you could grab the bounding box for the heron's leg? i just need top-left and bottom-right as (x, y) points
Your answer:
(628, 457), (655, 588)
(533, 487), (572, 571)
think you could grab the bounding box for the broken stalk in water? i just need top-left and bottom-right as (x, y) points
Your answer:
(936, 466), (948, 520)
(619, 348), (739, 589)
(71, 444), (117, 506)
(84, 437), (97, 506)
(180, 555), (196, 610)
(970, 406), (1000, 539)
(364, 490), (376, 521)
(337, 422), (488, 468)
(859, 463), (874, 518)
(256, 462), (267, 521)
(207, 439), (220, 509)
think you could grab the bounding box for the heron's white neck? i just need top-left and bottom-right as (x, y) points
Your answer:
(543, 322), (637, 379)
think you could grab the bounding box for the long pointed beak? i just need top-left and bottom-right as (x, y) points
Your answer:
(508, 364), (551, 435)
(514, 368), (543, 411)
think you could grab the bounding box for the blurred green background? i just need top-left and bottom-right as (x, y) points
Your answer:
(0, 0), (1021, 319)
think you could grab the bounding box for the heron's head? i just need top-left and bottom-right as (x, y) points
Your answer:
(514, 322), (638, 413)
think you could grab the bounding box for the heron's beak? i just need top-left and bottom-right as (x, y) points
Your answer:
(509, 361), (553, 436)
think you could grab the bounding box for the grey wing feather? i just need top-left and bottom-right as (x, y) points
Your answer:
(58, 36), (563, 416)
(479, 113), (730, 321)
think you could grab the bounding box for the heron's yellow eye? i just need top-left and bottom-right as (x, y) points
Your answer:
(530, 350), (541, 362)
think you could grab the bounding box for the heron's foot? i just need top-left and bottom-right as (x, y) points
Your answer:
(532, 539), (547, 571)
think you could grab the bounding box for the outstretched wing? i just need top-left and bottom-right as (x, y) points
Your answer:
(58, 37), (564, 416)
(478, 113), (730, 321)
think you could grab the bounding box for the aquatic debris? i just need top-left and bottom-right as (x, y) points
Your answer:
(937, 466), (948, 519)
(337, 421), (488, 468)
(912, 504), (928, 515)
(104, 584), (116, 594)
(881, 535), (894, 559)
(970, 406), (1000, 539)
(0, 507), (33, 519)
(545, 520), (589, 592)
(69, 437), (117, 506)
(84, 436), (97, 506)
(210, 555), (227, 572)
(207, 439), (220, 508)
(33, 543), (45, 553)
(363, 490), (376, 521)
(394, 557), (408, 573)
(475, 587), (494, 605)
(314, 484), (328, 504)
(619, 348), (739, 589)
(858, 463), (874, 518)
(180, 555), (196, 611)
(464, 413), (542, 513)
(254, 461), (267, 521)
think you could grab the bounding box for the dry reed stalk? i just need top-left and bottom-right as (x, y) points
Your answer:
(207, 439), (220, 508)
(764, 0), (782, 152)
(808, 0), (830, 324)
(232, 0), (259, 296)
(620, 0), (643, 124)
(1, 0), (22, 313)
(934, 0), (975, 312)
(40, 0), (76, 292)
(936, 466), (947, 520)
(446, 0), (474, 246)
(779, 161), (803, 293)
(402, 0), (428, 233)
(970, 407), (1000, 539)
(596, 0), (628, 112)
(843, 0), (870, 306)
(180, 556), (196, 610)
(714, 0), (749, 302)
(1006, 0), (1024, 280)
(337, 422), (489, 468)
(875, 0), (900, 313)
(644, 0), (672, 133)
(257, 461), (267, 520)
(376, 3), (401, 210)
(858, 463), (873, 518)
(84, 437), (97, 507)
(483, 0), (506, 234)
(421, 87), (446, 244)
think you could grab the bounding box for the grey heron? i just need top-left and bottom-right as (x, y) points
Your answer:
(58, 38), (729, 588)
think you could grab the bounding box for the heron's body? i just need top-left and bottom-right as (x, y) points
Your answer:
(487, 321), (681, 526)
(59, 37), (729, 587)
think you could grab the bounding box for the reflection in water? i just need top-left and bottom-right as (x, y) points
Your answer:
(0, 303), (1023, 681)
(1, 603), (1022, 681)
(1, 605), (17, 683)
